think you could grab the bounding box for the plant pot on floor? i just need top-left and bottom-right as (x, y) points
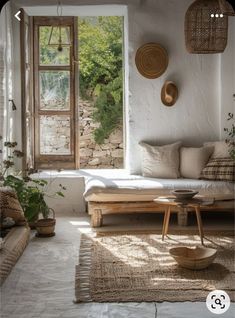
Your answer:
(35, 209), (56, 237)
(28, 217), (39, 230)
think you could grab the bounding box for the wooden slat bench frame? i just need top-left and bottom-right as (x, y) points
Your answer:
(88, 200), (234, 227)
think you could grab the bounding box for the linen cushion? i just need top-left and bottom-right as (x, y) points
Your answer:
(0, 188), (26, 225)
(201, 158), (235, 182)
(204, 141), (229, 158)
(139, 141), (181, 178)
(180, 146), (213, 179)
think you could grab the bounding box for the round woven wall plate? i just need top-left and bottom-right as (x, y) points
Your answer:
(135, 43), (168, 79)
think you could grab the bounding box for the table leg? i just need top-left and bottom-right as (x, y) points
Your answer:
(162, 206), (168, 240)
(177, 208), (188, 226)
(195, 206), (204, 245)
(164, 206), (171, 238)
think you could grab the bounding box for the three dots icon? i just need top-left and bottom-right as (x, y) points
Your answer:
(210, 13), (224, 17)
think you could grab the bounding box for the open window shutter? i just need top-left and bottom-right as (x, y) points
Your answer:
(20, 9), (34, 172)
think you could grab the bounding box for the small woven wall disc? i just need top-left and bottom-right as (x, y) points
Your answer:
(135, 43), (168, 79)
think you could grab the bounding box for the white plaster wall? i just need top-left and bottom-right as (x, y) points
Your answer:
(127, 0), (222, 173)
(31, 172), (86, 214)
(220, 17), (235, 138)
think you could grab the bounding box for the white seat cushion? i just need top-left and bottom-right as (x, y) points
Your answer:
(83, 171), (234, 202)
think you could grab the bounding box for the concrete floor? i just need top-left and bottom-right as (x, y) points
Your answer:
(0, 212), (234, 318)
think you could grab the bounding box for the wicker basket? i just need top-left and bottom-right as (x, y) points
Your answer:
(35, 209), (56, 237)
(185, 0), (228, 53)
(135, 43), (168, 79)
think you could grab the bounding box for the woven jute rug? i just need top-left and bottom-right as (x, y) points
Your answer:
(75, 230), (235, 303)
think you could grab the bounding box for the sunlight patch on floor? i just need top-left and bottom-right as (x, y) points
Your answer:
(69, 220), (90, 226)
(78, 228), (92, 234)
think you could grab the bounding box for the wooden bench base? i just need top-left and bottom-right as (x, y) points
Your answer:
(88, 200), (234, 228)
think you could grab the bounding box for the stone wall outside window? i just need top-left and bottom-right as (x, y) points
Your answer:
(79, 100), (123, 169)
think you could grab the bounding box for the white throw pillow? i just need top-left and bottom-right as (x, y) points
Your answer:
(203, 141), (229, 158)
(139, 141), (181, 178)
(180, 146), (213, 179)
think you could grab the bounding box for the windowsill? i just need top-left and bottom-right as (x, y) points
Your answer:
(31, 169), (129, 178)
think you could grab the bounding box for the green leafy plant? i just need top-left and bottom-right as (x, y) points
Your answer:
(92, 73), (123, 144)
(224, 113), (235, 160)
(0, 141), (66, 222)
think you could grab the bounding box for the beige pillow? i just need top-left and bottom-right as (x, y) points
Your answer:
(180, 146), (213, 179)
(204, 141), (229, 158)
(139, 141), (181, 178)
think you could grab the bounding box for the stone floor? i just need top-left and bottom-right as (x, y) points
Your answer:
(0, 212), (234, 318)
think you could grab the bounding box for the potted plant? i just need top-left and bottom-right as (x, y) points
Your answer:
(0, 140), (66, 237)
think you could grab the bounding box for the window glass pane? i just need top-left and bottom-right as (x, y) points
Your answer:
(40, 71), (70, 110)
(39, 26), (70, 65)
(40, 115), (71, 155)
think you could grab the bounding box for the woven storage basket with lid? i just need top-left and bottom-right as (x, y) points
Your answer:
(135, 43), (168, 79)
(185, 0), (228, 53)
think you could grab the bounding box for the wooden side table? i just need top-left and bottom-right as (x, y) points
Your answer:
(154, 197), (214, 245)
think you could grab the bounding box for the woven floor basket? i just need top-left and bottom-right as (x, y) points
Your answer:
(185, 0), (228, 53)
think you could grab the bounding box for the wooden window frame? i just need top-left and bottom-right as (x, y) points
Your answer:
(33, 17), (79, 170)
(21, 14), (126, 171)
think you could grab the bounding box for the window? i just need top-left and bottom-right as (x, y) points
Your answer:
(21, 12), (124, 170)
(33, 17), (78, 169)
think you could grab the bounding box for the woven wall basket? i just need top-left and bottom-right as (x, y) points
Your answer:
(135, 43), (168, 79)
(185, 0), (228, 54)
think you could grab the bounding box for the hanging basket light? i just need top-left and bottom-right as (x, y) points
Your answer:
(47, 0), (71, 52)
(48, 26), (71, 52)
(185, 0), (228, 54)
(219, 0), (235, 16)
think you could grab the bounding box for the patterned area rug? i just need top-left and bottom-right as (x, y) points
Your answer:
(75, 231), (235, 302)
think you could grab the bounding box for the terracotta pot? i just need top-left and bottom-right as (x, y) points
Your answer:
(35, 218), (56, 237)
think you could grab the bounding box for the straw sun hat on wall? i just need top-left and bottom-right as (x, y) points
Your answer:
(161, 81), (178, 107)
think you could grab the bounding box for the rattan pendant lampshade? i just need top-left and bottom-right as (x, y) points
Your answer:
(185, 0), (228, 53)
(219, 0), (235, 16)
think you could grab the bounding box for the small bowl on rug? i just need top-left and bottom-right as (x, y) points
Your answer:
(169, 246), (217, 270)
(171, 189), (198, 200)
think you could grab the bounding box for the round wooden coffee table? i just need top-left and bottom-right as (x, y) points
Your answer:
(154, 196), (214, 245)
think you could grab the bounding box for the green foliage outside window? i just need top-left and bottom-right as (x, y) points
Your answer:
(78, 16), (123, 144)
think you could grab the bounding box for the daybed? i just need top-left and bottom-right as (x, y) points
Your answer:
(84, 141), (234, 227)
(83, 170), (234, 227)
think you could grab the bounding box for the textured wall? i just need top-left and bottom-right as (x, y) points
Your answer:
(127, 0), (223, 173)
(220, 17), (235, 138)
